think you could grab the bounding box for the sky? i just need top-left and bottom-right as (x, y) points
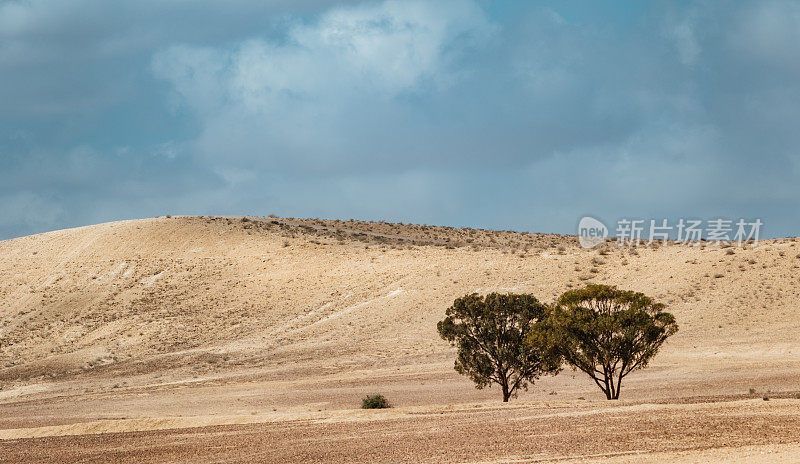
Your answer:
(1, 0), (799, 240)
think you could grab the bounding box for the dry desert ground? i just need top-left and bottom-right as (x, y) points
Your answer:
(1, 216), (799, 463)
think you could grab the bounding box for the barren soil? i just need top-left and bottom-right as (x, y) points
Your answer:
(1, 216), (799, 462)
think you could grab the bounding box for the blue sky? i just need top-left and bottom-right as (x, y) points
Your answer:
(1, 0), (799, 239)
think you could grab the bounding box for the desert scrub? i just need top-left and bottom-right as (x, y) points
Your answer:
(361, 394), (391, 409)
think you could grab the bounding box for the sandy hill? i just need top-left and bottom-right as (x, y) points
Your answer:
(0, 216), (799, 434)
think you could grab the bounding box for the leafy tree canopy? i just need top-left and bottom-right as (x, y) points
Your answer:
(437, 292), (561, 402)
(537, 284), (678, 399)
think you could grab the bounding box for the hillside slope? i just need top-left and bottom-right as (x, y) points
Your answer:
(1, 216), (799, 430)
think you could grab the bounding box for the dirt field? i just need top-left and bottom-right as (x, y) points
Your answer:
(4, 398), (800, 463)
(1, 216), (799, 462)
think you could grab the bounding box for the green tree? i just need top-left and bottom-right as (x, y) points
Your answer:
(539, 284), (678, 400)
(437, 293), (561, 402)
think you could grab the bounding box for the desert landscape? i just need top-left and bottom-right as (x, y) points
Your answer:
(4, 0), (799, 461)
(1, 215), (799, 463)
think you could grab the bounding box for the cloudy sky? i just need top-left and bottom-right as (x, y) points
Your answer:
(1, 0), (799, 239)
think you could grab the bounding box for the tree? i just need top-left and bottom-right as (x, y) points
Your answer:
(437, 293), (561, 402)
(538, 284), (678, 400)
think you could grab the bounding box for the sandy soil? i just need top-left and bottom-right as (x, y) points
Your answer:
(4, 398), (800, 463)
(1, 216), (799, 462)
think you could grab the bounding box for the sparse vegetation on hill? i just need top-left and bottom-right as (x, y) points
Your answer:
(201, 215), (579, 253)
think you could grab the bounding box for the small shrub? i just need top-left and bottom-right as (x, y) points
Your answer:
(361, 394), (391, 409)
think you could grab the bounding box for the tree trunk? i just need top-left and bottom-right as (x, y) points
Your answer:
(502, 383), (510, 402)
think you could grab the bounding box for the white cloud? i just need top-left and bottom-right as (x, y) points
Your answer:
(151, 0), (494, 175)
(155, 0), (493, 103)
